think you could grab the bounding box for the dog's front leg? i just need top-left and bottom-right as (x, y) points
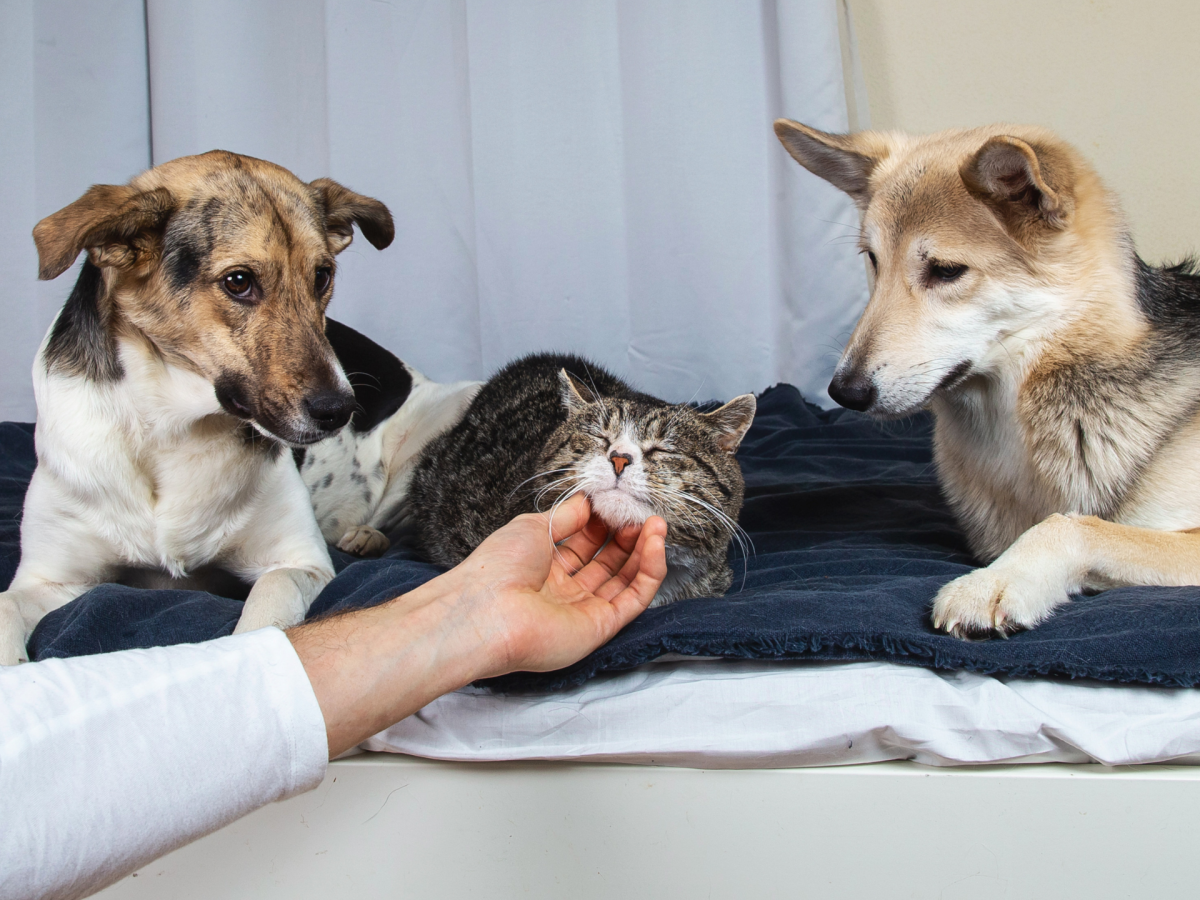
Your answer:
(932, 513), (1200, 638)
(233, 567), (332, 635)
(0, 582), (90, 665)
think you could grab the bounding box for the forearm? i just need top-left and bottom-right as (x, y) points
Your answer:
(289, 501), (668, 758)
(289, 570), (497, 758)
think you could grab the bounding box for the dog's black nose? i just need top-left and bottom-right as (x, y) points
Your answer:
(828, 371), (876, 412)
(304, 390), (355, 432)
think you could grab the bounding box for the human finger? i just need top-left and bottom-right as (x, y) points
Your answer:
(577, 516), (667, 599)
(614, 516), (668, 585)
(522, 532), (667, 671)
(587, 516), (666, 583)
(553, 511), (611, 572)
(546, 493), (593, 544)
(581, 515), (667, 595)
(599, 532), (668, 626)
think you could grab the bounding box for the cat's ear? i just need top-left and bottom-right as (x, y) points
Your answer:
(701, 394), (756, 453)
(558, 369), (593, 413)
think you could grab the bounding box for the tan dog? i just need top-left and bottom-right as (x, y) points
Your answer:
(0, 150), (392, 664)
(775, 119), (1200, 638)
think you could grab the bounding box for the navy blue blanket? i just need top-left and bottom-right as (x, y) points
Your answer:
(13, 384), (1200, 691)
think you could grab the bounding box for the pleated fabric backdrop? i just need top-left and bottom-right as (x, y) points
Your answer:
(1, 0), (868, 421)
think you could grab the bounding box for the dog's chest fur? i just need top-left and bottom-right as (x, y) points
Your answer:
(34, 335), (289, 576)
(933, 261), (1200, 561)
(932, 381), (1065, 560)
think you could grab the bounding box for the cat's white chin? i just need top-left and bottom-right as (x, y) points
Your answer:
(586, 487), (656, 531)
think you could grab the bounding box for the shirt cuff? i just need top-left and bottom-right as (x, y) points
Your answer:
(256, 626), (330, 797)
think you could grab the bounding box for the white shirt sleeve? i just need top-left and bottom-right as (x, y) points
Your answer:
(0, 627), (329, 900)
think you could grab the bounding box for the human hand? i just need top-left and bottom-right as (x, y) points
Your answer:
(290, 495), (668, 757)
(448, 493), (669, 678)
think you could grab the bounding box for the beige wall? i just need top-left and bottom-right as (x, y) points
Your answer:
(843, 0), (1200, 262)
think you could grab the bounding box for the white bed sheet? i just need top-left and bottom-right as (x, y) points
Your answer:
(366, 659), (1200, 768)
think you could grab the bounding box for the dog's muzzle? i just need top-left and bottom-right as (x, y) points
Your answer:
(214, 374), (355, 444)
(303, 389), (355, 434)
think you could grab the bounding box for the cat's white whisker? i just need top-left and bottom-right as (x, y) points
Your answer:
(546, 483), (589, 572)
(653, 484), (755, 588)
(510, 467), (576, 500)
(531, 474), (584, 510)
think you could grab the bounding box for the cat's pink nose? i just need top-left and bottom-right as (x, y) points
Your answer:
(610, 453), (632, 475)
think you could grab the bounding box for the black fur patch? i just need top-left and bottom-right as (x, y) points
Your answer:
(44, 261), (123, 381)
(161, 197), (220, 293)
(1136, 256), (1200, 344)
(164, 240), (202, 294)
(325, 318), (413, 432)
(215, 375), (279, 456)
(237, 421), (283, 458)
(936, 360), (972, 392)
(213, 373), (254, 420)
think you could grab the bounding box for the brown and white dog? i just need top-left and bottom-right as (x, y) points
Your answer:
(776, 120), (1200, 639)
(0, 150), (393, 665)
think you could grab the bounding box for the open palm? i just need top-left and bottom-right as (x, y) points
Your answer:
(459, 493), (669, 678)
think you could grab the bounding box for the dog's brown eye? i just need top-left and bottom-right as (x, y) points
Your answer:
(929, 261), (967, 283)
(867, 250), (878, 271)
(315, 266), (332, 295)
(222, 271), (255, 300)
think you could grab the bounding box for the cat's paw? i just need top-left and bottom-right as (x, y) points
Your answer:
(337, 525), (390, 558)
(931, 564), (1068, 639)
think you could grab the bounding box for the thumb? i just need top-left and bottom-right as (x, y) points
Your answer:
(547, 493), (593, 543)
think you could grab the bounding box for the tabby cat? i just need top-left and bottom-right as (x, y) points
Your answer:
(408, 353), (756, 605)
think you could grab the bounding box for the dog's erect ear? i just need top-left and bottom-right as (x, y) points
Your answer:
(701, 394), (757, 453)
(773, 120), (888, 208)
(310, 178), (395, 255)
(33, 185), (175, 281)
(558, 369), (594, 413)
(960, 136), (1074, 232)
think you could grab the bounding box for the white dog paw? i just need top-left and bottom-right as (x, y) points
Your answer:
(233, 610), (298, 634)
(0, 641), (29, 666)
(337, 525), (390, 558)
(233, 603), (306, 634)
(931, 566), (1068, 640)
(0, 610), (29, 665)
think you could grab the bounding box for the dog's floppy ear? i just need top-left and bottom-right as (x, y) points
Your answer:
(310, 178), (395, 254)
(700, 394), (757, 453)
(33, 185), (175, 281)
(773, 120), (888, 208)
(960, 136), (1074, 232)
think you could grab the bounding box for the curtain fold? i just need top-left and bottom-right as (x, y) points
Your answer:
(4, 0), (867, 420)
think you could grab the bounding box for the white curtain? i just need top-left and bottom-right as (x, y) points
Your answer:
(1, 0), (151, 421)
(2, 0), (867, 421)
